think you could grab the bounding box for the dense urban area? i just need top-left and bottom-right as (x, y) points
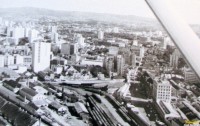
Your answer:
(0, 8), (200, 126)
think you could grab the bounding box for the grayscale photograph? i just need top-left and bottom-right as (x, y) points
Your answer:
(0, 0), (200, 126)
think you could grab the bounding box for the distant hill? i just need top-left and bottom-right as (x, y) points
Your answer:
(0, 7), (158, 25)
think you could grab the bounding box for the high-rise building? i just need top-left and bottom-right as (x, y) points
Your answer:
(153, 79), (172, 103)
(0, 55), (4, 67)
(104, 56), (114, 76)
(23, 56), (32, 67)
(130, 52), (136, 67)
(170, 49), (181, 68)
(61, 43), (78, 55)
(28, 29), (38, 43)
(122, 52), (131, 65)
(117, 55), (125, 76)
(184, 68), (199, 84)
(4, 54), (14, 66)
(160, 39), (167, 49)
(51, 26), (57, 33)
(140, 47), (145, 58)
(74, 34), (85, 47)
(51, 32), (59, 43)
(24, 28), (30, 37)
(14, 54), (24, 65)
(98, 30), (104, 40)
(13, 27), (25, 39)
(131, 46), (140, 56)
(12, 27), (25, 45)
(6, 27), (14, 37)
(32, 42), (51, 73)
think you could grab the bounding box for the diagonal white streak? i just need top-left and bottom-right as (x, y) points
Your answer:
(145, 0), (200, 79)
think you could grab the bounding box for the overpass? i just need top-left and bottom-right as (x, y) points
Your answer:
(43, 79), (112, 85)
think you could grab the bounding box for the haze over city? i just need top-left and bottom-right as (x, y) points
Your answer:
(0, 0), (199, 126)
(0, 0), (200, 24)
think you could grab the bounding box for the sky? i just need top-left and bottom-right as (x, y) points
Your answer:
(0, 0), (200, 24)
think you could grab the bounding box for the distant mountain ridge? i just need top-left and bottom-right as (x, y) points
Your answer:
(0, 7), (157, 24)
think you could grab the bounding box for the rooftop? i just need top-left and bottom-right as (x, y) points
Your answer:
(158, 101), (180, 118)
(3, 80), (21, 88)
(0, 67), (20, 78)
(0, 97), (7, 109)
(49, 101), (62, 110)
(74, 102), (88, 114)
(20, 87), (37, 96)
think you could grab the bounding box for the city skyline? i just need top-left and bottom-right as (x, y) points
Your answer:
(0, 1), (200, 125)
(0, 0), (200, 24)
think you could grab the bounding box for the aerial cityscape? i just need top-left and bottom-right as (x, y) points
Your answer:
(0, 1), (200, 126)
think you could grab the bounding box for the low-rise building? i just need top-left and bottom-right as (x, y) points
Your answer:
(74, 102), (90, 121)
(0, 67), (20, 80)
(50, 58), (66, 71)
(48, 101), (67, 115)
(0, 98), (39, 126)
(127, 104), (151, 126)
(33, 100), (48, 107)
(37, 71), (50, 81)
(3, 80), (21, 93)
(155, 100), (181, 126)
(19, 87), (46, 102)
(33, 86), (48, 95)
(80, 59), (103, 67)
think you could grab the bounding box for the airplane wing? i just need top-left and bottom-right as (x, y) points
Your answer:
(145, 0), (200, 79)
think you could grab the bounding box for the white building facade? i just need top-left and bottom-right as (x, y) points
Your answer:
(153, 79), (172, 103)
(32, 42), (51, 73)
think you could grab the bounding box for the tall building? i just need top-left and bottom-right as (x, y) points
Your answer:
(184, 68), (199, 83)
(24, 28), (30, 37)
(130, 52), (136, 67)
(122, 52), (131, 65)
(14, 54), (24, 65)
(74, 34), (85, 47)
(153, 79), (172, 103)
(117, 55), (125, 76)
(104, 56), (114, 76)
(6, 27), (14, 37)
(140, 47), (145, 58)
(11, 27), (25, 45)
(0, 55), (4, 67)
(23, 56), (32, 67)
(51, 32), (59, 43)
(131, 46), (140, 56)
(170, 49), (181, 68)
(13, 27), (25, 39)
(51, 26), (57, 33)
(61, 43), (78, 55)
(32, 42), (51, 73)
(28, 29), (38, 43)
(98, 30), (104, 40)
(160, 38), (167, 49)
(4, 54), (14, 66)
